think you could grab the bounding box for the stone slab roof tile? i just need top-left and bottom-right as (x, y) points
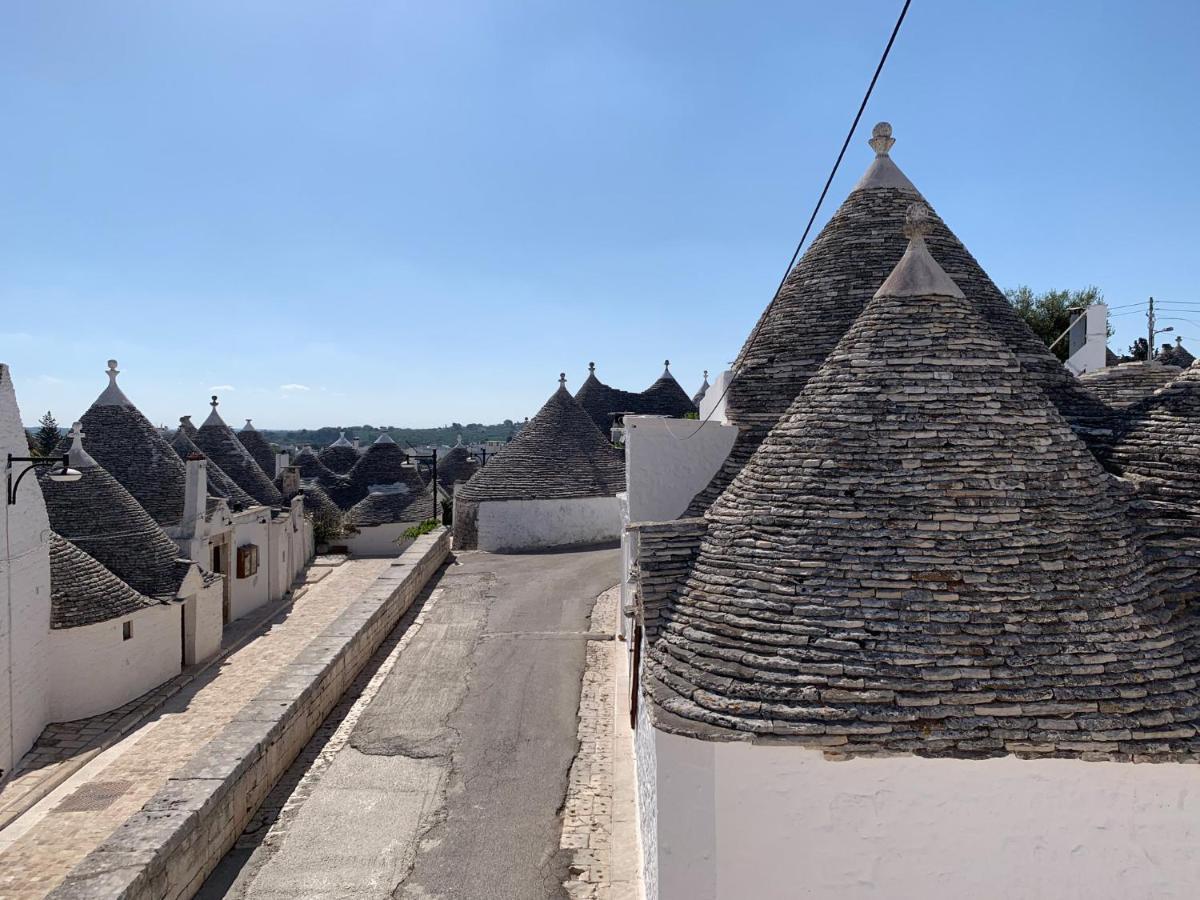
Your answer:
(1080, 362), (1183, 410)
(1108, 362), (1200, 506)
(41, 424), (189, 600)
(236, 420), (277, 477)
(459, 376), (626, 502)
(49, 532), (158, 629)
(193, 397), (283, 507)
(647, 209), (1200, 761)
(437, 446), (481, 489)
(346, 484), (435, 526)
(683, 125), (1112, 517)
(169, 421), (257, 511)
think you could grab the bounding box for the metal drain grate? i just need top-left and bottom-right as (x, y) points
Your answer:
(52, 780), (134, 813)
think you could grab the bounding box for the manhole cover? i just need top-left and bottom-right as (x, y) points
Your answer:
(52, 780), (133, 813)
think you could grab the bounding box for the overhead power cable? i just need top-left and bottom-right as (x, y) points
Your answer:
(684, 0), (912, 438)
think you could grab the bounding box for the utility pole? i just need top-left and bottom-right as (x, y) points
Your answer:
(1146, 296), (1154, 362)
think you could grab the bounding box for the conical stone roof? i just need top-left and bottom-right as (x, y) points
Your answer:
(299, 479), (343, 523)
(49, 532), (156, 629)
(646, 208), (1200, 760)
(294, 446), (336, 480)
(437, 446), (480, 489)
(1108, 362), (1200, 506)
(237, 419), (277, 477)
(179, 415), (198, 438)
(1079, 362), (1183, 409)
(169, 420), (257, 510)
(347, 483), (435, 527)
(692, 371), (710, 407)
(193, 397), (282, 507)
(684, 123), (1112, 516)
(638, 361), (698, 418)
(458, 375), (625, 502)
(574, 362), (697, 433)
(344, 434), (424, 507)
(319, 434), (360, 474)
(41, 424), (187, 600)
(72, 360), (189, 528)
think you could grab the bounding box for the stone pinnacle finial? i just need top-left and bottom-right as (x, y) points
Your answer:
(68, 421), (85, 444)
(180, 416), (190, 425)
(588, 362), (595, 373)
(559, 372), (567, 387)
(903, 202), (933, 242)
(211, 395), (219, 409)
(868, 122), (895, 157)
(703, 369), (708, 379)
(106, 359), (119, 385)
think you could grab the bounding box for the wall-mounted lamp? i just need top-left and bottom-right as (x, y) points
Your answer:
(6, 453), (82, 505)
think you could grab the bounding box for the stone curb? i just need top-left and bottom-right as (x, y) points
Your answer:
(46, 529), (451, 900)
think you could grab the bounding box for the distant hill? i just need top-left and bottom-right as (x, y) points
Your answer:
(260, 421), (517, 449)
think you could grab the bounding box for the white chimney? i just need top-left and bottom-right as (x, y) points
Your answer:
(182, 455), (208, 535)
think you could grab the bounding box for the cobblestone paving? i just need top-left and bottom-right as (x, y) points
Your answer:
(561, 586), (638, 900)
(0, 558), (390, 900)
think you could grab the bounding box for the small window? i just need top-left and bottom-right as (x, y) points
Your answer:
(236, 544), (260, 579)
(122, 621), (132, 641)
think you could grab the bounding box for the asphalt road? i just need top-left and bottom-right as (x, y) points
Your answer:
(202, 544), (619, 900)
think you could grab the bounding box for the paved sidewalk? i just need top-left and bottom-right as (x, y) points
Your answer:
(562, 586), (642, 900)
(0, 557), (391, 900)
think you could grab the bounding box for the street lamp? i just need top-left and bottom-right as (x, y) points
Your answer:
(6, 454), (82, 505)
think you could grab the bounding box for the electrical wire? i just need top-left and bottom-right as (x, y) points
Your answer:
(682, 0), (912, 439)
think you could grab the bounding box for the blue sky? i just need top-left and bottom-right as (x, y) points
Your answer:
(2, 1), (1198, 428)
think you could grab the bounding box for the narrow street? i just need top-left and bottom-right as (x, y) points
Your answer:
(201, 545), (621, 900)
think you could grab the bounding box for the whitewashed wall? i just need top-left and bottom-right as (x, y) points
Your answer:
(229, 514), (270, 621)
(0, 364), (53, 776)
(644, 723), (1200, 900)
(49, 603), (180, 723)
(475, 496), (621, 552)
(622, 416), (737, 525)
(698, 370), (733, 424)
(184, 579), (224, 665)
(345, 524), (415, 557)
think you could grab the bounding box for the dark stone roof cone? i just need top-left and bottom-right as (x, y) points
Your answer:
(41, 423), (189, 600)
(684, 123), (1112, 516)
(639, 361), (699, 417)
(169, 419), (257, 511)
(347, 484), (435, 526)
(318, 432), (360, 474)
(194, 396), (282, 507)
(1109, 361), (1200, 506)
(437, 446), (480, 489)
(344, 434), (425, 508)
(49, 532), (155, 629)
(692, 370), (710, 407)
(575, 363), (641, 433)
(237, 419), (277, 477)
(294, 446), (338, 480)
(1080, 362), (1183, 410)
(646, 206), (1200, 759)
(459, 375), (625, 502)
(71, 359), (189, 528)
(299, 479), (342, 521)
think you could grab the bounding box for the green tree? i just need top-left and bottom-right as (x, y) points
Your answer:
(1125, 337), (1149, 362)
(35, 411), (60, 456)
(1006, 286), (1108, 362)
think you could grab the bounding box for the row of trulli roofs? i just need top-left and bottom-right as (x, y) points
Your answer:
(0, 360), (322, 777)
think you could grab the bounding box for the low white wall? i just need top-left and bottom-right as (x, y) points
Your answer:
(645, 723), (1200, 900)
(184, 579), (224, 665)
(49, 603), (181, 723)
(475, 496), (621, 552)
(345, 524), (415, 557)
(623, 416), (737, 524)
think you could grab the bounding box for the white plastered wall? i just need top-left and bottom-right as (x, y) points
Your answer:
(0, 364), (53, 776)
(344, 523), (415, 557)
(475, 496), (620, 552)
(184, 578), (224, 665)
(644, 722), (1200, 900)
(228, 512), (270, 621)
(622, 416), (738, 525)
(49, 603), (180, 723)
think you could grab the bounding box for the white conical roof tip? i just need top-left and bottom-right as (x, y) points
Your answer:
(66, 421), (97, 468)
(107, 360), (119, 382)
(874, 203), (965, 301)
(868, 122), (895, 157)
(94, 357), (133, 406)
